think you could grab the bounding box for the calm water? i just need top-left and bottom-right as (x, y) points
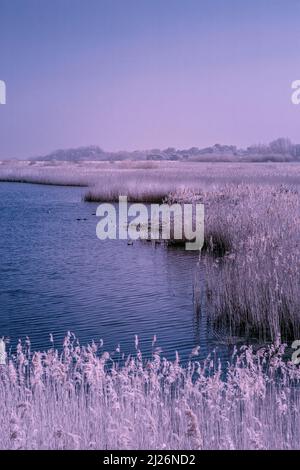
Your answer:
(0, 183), (230, 362)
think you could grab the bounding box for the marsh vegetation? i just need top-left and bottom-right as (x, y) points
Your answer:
(1, 335), (300, 450)
(0, 159), (299, 449)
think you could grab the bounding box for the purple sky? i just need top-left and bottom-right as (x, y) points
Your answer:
(0, 0), (300, 159)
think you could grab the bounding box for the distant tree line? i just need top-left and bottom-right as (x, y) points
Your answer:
(34, 138), (300, 162)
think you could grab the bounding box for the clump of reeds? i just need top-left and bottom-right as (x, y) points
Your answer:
(170, 184), (300, 341)
(0, 334), (300, 450)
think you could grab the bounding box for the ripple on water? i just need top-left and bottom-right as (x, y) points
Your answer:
(0, 182), (231, 363)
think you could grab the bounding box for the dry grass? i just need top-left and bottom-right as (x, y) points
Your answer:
(169, 184), (300, 341)
(0, 335), (299, 450)
(1, 160), (299, 201)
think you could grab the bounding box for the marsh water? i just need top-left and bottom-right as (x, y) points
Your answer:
(0, 182), (231, 362)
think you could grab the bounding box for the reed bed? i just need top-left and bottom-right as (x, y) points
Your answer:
(83, 163), (300, 202)
(1, 160), (299, 202)
(169, 184), (300, 341)
(0, 335), (299, 450)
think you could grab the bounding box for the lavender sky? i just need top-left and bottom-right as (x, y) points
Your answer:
(0, 0), (300, 159)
